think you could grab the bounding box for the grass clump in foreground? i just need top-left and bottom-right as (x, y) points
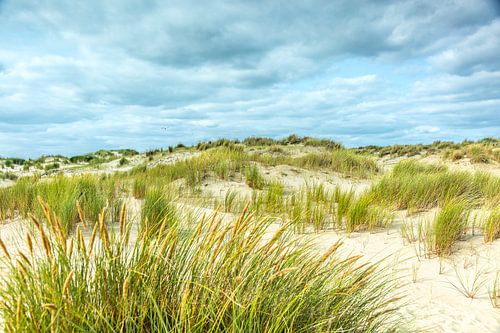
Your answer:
(0, 203), (404, 332)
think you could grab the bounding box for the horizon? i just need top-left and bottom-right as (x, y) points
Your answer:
(1, 0), (500, 157)
(1, 134), (497, 160)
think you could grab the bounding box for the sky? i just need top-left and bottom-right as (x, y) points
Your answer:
(1, 0), (500, 158)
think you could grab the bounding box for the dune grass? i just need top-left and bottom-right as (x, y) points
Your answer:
(483, 208), (500, 243)
(464, 144), (493, 163)
(0, 202), (404, 332)
(244, 164), (266, 189)
(356, 137), (500, 162)
(257, 149), (379, 178)
(345, 195), (393, 233)
(141, 187), (177, 237)
(281, 183), (393, 233)
(0, 171), (18, 181)
(333, 186), (355, 228)
(430, 200), (470, 256)
(132, 177), (147, 199)
(327, 150), (379, 177)
(126, 147), (379, 199)
(368, 160), (500, 212)
(262, 180), (285, 213)
(402, 200), (473, 258)
(5, 137), (500, 329)
(286, 193), (329, 233)
(449, 264), (487, 299)
(490, 272), (500, 308)
(223, 190), (239, 213)
(286, 193), (308, 233)
(0, 175), (119, 231)
(128, 146), (248, 189)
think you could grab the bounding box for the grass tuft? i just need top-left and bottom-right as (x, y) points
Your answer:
(346, 195), (393, 232)
(432, 200), (470, 256)
(141, 187), (177, 237)
(483, 208), (500, 243)
(368, 160), (499, 212)
(244, 164), (266, 189)
(0, 202), (404, 332)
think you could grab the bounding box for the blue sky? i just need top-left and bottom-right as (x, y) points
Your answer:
(1, 0), (499, 158)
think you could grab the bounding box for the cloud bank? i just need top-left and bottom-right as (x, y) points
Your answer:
(0, 0), (499, 157)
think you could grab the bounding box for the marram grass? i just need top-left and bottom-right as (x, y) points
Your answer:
(483, 208), (500, 243)
(0, 202), (404, 332)
(244, 164), (266, 189)
(434, 201), (469, 256)
(345, 195), (393, 233)
(429, 199), (470, 256)
(368, 160), (500, 212)
(254, 149), (379, 178)
(140, 187), (178, 237)
(0, 174), (119, 232)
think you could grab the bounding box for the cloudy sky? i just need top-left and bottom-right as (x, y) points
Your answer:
(1, 0), (499, 157)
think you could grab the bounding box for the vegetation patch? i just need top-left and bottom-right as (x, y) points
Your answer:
(484, 208), (500, 243)
(0, 175), (120, 231)
(368, 160), (499, 212)
(0, 203), (403, 332)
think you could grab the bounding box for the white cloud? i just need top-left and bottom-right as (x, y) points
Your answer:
(430, 19), (500, 74)
(0, 0), (499, 157)
(415, 126), (440, 133)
